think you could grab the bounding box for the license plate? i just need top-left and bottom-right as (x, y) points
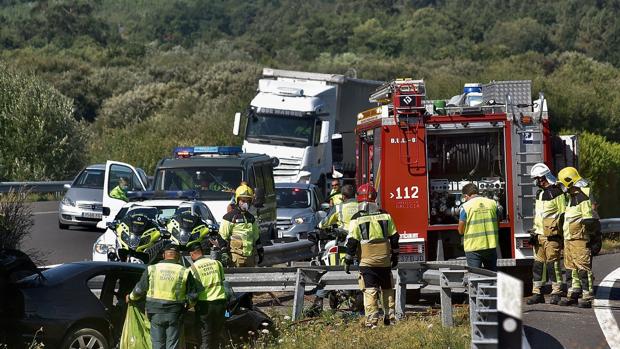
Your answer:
(83, 212), (102, 219)
(399, 254), (425, 262)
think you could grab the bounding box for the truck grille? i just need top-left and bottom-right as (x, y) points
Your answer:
(274, 157), (302, 177)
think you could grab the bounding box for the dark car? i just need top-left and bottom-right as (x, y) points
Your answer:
(0, 250), (273, 349)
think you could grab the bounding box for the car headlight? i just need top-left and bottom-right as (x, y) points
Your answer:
(292, 214), (314, 225)
(94, 243), (115, 254)
(61, 195), (75, 207)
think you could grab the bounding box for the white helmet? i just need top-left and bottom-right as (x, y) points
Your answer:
(530, 163), (556, 184)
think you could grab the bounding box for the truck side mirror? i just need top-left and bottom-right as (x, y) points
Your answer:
(319, 120), (330, 144)
(253, 187), (266, 208)
(233, 112), (241, 136)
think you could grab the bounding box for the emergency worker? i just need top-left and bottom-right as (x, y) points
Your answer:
(526, 163), (566, 305)
(328, 179), (343, 206)
(344, 184), (399, 328)
(458, 183), (500, 271)
(558, 167), (597, 308)
(110, 177), (129, 202)
(319, 184), (359, 230)
(128, 243), (195, 349)
(219, 184), (263, 267)
(189, 243), (227, 349)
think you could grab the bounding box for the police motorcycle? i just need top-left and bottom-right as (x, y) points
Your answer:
(107, 207), (167, 264)
(309, 224), (364, 312)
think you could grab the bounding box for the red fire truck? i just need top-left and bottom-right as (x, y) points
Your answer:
(355, 79), (552, 263)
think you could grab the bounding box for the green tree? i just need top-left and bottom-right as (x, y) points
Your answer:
(0, 65), (86, 180)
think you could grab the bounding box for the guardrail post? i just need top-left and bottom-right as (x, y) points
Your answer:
(292, 268), (306, 321)
(439, 268), (454, 327)
(395, 268), (407, 320)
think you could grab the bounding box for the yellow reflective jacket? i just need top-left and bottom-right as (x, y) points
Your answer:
(319, 199), (359, 230)
(219, 208), (261, 257)
(191, 257), (227, 301)
(462, 196), (498, 252)
(347, 211), (397, 267)
(563, 187), (593, 240)
(533, 184), (566, 236)
(145, 262), (189, 302)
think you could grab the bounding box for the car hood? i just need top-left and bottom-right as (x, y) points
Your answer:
(277, 207), (314, 220)
(0, 249), (43, 284)
(65, 187), (103, 202)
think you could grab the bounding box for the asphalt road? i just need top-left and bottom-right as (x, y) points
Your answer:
(22, 201), (620, 348)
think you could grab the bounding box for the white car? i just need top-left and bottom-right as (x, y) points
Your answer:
(92, 199), (217, 262)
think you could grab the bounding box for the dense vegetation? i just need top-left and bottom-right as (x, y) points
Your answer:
(1, 0), (620, 214)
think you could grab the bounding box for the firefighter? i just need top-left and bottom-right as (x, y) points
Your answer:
(219, 184), (263, 267)
(128, 243), (195, 349)
(526, 163), (566, 305)
(457, 183), (500, 271)
(319, 184), (359, 230)
(110, 176), (129, 202)
(557, 167), (597, 308)
(344, 184), (399, 328)
(328, 179), (343, 206)
(188, 243), (227, 349)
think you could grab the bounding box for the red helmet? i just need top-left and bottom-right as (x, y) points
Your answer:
(357, 183), (377, 202)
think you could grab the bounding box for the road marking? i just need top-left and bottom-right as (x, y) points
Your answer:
(594, 266), (620, 349)
(32, 211), (58, 215)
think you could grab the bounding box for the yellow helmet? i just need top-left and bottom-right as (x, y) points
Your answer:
(235, 184), (254, 201)
(558, 167), (582, 188)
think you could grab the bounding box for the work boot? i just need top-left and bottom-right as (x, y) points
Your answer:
(578, 298), (592, 308)
(549, 294), (561, 305)
(526, 293), (545, 305)
(559, 296), (578, 306)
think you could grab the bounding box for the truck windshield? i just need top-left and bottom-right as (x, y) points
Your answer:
(246, 113), (315, 147)
(153, 167), (242, 200)
(276, 188), (311, 208)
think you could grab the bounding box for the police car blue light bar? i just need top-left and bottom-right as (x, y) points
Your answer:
(173, 146), (243, 158)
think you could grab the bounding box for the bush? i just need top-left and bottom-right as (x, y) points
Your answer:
(0, 189), (33, 250)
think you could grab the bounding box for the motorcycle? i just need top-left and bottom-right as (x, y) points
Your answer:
(107, 207), (167, 264)
(309, 225), (364, 312)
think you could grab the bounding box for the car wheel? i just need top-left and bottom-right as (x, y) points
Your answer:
(59, 221), (70, 230)
(61, 328), (108, 349)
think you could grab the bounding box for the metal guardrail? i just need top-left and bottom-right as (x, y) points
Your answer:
(600, 218), (620, 234)
(0, 181), (71, 193)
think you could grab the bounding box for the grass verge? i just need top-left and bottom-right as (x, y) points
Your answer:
(244, 307), (470, 349)
(601, 236), (620, 254)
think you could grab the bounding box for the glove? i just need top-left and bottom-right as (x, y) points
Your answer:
(391, 254), (399, 268)
(257, 247), (264, 264)
(528, 232), (539, 248)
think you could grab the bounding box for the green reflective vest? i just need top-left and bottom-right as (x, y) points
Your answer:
(563, 186), (593, 240)
(329, 189), (343, 206)
(191, 257), (227, 301)
(533, 186), (566, 236)
(347, 211), (397, 267)
(110, 185), (128, 202)
(146, 263), (189, 302)
(462, 196), (498, 252)
(319, 200), (359, 230)
(219, 209), (260, 257)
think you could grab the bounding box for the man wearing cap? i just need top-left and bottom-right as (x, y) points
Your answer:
(128, 243), (195, 349)
(188, 243), (228, 349)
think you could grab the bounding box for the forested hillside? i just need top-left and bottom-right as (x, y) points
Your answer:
(1, 0), (620, 213)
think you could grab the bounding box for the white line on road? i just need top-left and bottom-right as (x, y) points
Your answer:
(32, 211), (58, 215)
(594, 266), (620, 349)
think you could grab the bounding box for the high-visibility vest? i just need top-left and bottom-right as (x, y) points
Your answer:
(219, 209), (260, 257)
(533, 185), (566, 236)
(462, 196), (498, 252)
(347, 211), (397, 267)
(146, 262), (189, 302)
(319, 200), (360, 230)
(191, 257), (227, 301)
(329, 190), (343, 205)
(563, 186), (593, 240)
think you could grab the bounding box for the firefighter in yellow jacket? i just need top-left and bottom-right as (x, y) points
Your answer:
(527, 163), (566, 305)
(558, 167), (597, 308)
(219, 184), (263, 267)
(344, 184), (399, 329)
(319, 184), (359, 230)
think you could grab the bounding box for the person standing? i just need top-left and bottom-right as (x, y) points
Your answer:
(219, 184), (263, 267)
(128, 243), (194, 349)
(319, 184), (359, 230)
(526, 163), (566, 305)
(557, 167), (597, 308)
(189, 243), (227, 349)
(458, 183), (500, 271)
(328, 179), (343, 207)
(344, 184), (399, 328)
